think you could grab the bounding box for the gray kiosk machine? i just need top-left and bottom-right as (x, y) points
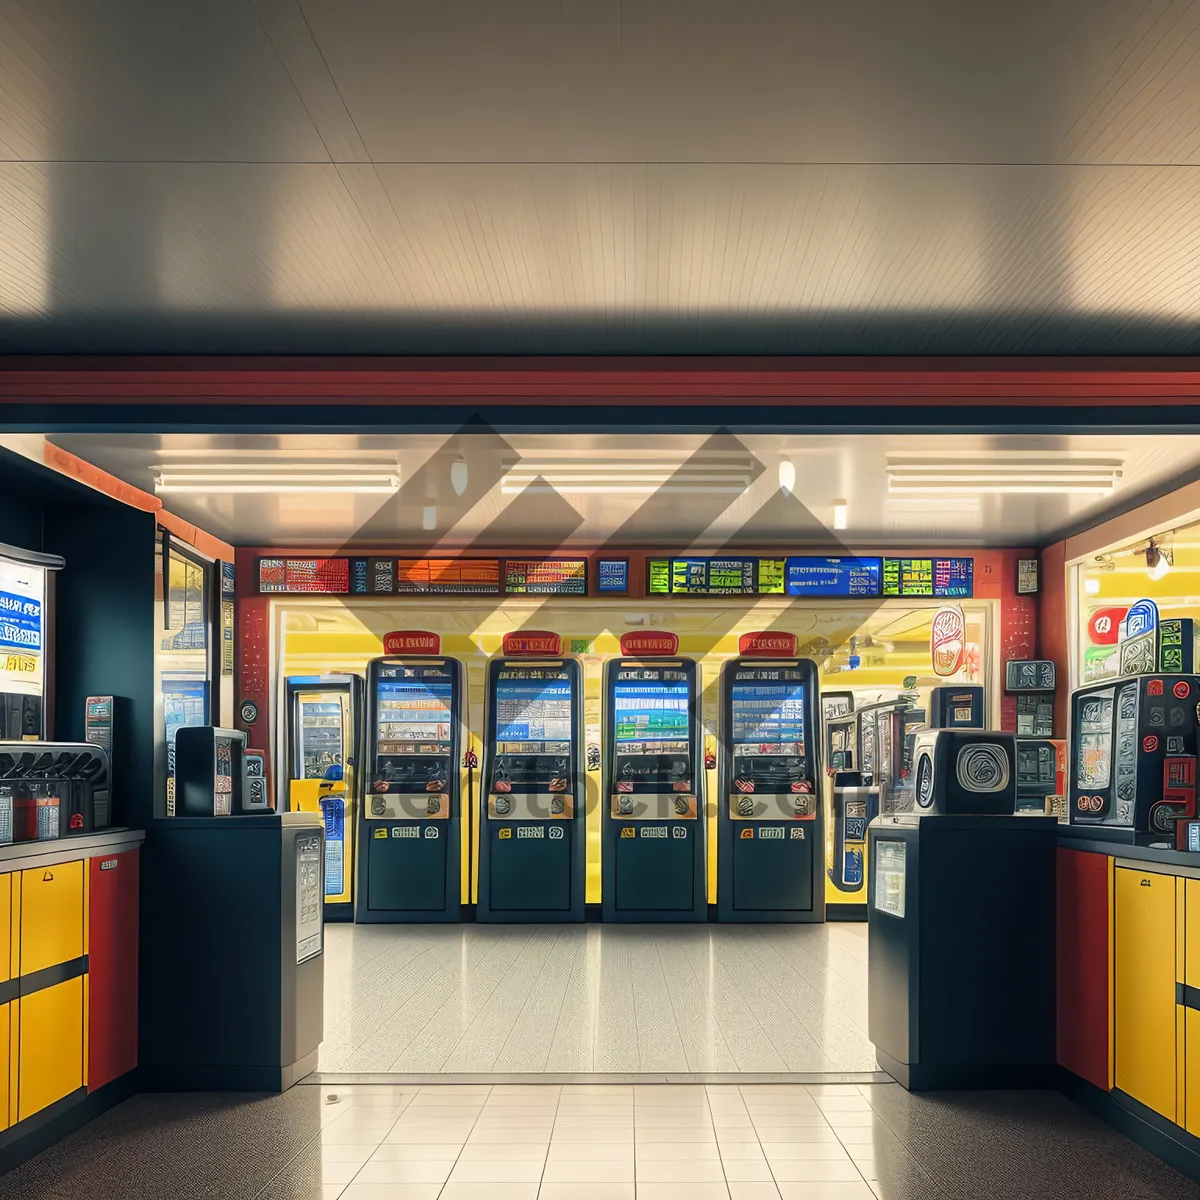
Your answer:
(867, 729), (1056, 1089)
(144, 725), (324, 1090)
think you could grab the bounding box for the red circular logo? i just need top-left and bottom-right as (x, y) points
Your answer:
(1175, 682), (1191, 699)
(1143, 735), (1159, 753)
(373, 780), (389, 793)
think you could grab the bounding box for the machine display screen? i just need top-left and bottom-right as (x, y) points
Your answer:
(729, 667), (812, 794)
(881, 557), (973, 597)
(492, 667), (574, 790)
(297, 694), (344, 779)
(373, 664), (454, 790)
(612, 670), (692, 791)
(1075, 689), (1114, 790)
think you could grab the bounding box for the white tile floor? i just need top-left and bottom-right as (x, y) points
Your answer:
(313, 1082), (894, 1199)
(319, 922), (874, 1075)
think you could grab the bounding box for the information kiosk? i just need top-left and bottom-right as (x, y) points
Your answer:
(285, 673), (362, 916)
(479, 632), (584, 922)
(358, 633), (464, 922)
(601, 632), (705, 921)
(717, 632), (822, 922)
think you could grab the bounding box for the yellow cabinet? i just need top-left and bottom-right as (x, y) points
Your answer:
(1115, 867), (1178, 1122)
(0, 873), (11, 984)
(20, 860), (83, 976)
(18, 978), (84, 1122)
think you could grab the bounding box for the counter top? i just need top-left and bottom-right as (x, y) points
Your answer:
(156, 812), (322, 830)
(1058, 824), (1198, 869)
(0, 827), (145, 869)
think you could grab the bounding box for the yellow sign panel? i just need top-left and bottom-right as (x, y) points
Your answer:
(498, 827), (513, 839)
(373, 828), (387, 839)
(620, 827), (636, 839)
(740, 828), (754, 839)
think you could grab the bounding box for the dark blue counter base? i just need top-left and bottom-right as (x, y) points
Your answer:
(0, 1074), (138, 1176)
(1058, 1067), (1200, 1186)
(877, 1050), (1054, 1092)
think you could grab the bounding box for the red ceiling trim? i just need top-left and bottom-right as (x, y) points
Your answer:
(2, 357), (1200, 405)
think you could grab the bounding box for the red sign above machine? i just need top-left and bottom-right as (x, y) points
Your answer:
(738, 631), (798, 657)
(1088, 606), (1128, 646)
(382, 630), (441, 655)
(502, 631), (563, 656)
(619, 631), (679, 656)
(930, 605), (966, 677)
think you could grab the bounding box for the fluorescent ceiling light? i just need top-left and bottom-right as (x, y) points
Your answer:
(778, 461), (796, 494)
(500, 458), (754, 495)
(832, 498), (848, 530)
(886, 458), (1122, 495)
(153, 464), (401, 495)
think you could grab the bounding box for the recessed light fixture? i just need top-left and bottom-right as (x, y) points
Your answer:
(886, 457), (1123, 495)
(422, 505), (438, 531)
(778, 461), (796, 494)
(450, 457), (469, 496)
(152, 464), (401, 495)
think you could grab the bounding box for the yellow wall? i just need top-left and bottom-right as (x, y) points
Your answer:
(276, 597), (993, 906)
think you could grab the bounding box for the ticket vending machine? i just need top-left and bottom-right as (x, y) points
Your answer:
(479, 632), (584, 922)
(285, 674), (363, 917)
(358, 641), (464, 922)
(601, 633), (705, 922)
(717, 634), (822, 923)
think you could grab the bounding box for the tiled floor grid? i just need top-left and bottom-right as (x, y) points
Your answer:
(314, 1082), (964, 1199)
(319, 922), (875, 1075)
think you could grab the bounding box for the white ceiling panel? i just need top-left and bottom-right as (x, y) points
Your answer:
(21, 431), (1200, 549)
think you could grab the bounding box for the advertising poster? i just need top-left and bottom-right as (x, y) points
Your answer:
(0, 559), (44, 698)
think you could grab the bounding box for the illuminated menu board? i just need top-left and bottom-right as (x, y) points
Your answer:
(350, 557), (396, 595)
(259, 558), (350, 594)
(505, 559), (587, 595)
(648, 557), (757, 595)
(396, 558), (501, 595)
(598, 559), (629, 594)
(786, 557), (882, 597)
(881, 558), (973, 598)
(646, 555), (972, 598)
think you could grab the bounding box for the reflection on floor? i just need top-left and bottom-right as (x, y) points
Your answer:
(319, 923), (876, 1075)
(3, 1082), (1195, 1200)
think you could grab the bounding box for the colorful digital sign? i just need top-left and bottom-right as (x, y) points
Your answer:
(785, 557), (882, 597)
(259, 558), (350, 594)
(395, 559), (501, 595)
(505, 559), (588, 595)
(597, 559), (630, 594)
(882, 557), (973, 598)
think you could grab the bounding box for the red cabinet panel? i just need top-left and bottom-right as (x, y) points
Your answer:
(1056, 847), (1111, 1090)
(88, 849), (139, 1091)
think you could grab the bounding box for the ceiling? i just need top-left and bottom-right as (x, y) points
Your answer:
(19, 430), (1200, 548)
(2, 1), (1200, 355)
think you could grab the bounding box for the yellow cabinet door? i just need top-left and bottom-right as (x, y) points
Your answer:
(0, 873), (11, 984)
(18, 977), (83, 1121)
(20, 860), (84, 976)
(1115, 867), (1177, 1121)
